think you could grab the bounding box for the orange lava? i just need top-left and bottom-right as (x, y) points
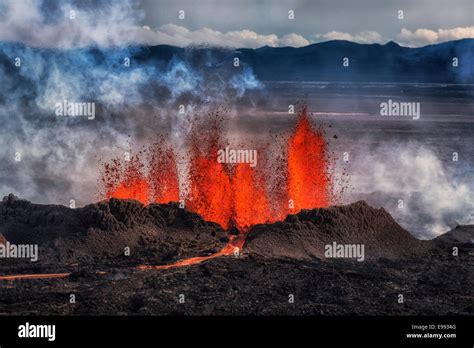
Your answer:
(184, 116), (233, 229)
(287, 107), (329, 211)
(149, 142), (180, 204)
(137, 235), (244, 270)
(0, 271), (108, 281)
(102, 107), (331, 230)
(1, 108), (333, 281)
(187, 155), (233, 229)
(104, 156), (150, 205)
(0, 273), (70, 281)
(101, 106), (331, 270)
(232, 163), (271, 230)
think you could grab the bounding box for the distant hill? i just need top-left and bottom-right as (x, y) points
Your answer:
(136, 39), (474, 83)
(240, 39), (473, 83)
(435, 225), (474, 245)
(1, 39), (472, 84)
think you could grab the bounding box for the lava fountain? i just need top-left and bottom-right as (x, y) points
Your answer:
(186, 117), (233, 229)
(0, 107), (333, 281)
(287, 106), (330, 211)
(102, 156), (150, 205)
(149, 141), (180, 204)
(101, 107), (332, 269)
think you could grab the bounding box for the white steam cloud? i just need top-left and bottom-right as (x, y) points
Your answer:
(348, 144), (474, 239)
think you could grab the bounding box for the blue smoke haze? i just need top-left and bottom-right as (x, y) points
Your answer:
(0, 41), (265, 205)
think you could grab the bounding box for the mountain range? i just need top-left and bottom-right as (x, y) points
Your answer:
(138, 39), (474, 83)
(1, 39), (473, 85)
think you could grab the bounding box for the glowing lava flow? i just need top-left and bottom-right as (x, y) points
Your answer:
(0, 271), (108, 281)
(0, 273), (71, 281)
(137, 235), (244, 270)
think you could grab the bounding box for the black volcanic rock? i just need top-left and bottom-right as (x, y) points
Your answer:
(0, 197), (433, 266)
(0, 196), (227, 265)
(0, 197), (471, 316)
(245, 201), (429, 260)
(434, 225), (474, 245)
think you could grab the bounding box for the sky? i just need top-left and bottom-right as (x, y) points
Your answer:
(0, 0), (472, 48)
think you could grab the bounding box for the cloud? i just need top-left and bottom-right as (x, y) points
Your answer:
(313, 27), (474, 48)
(397, 26), (474, 46)
(314, 31), (383, 44)
(139, 24), (310, 48)
(278, 33), (312, 47)
(1, 1), (473, 49)
(0, 0), (309, 48)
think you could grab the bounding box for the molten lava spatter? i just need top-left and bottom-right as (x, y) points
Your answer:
(149, 142), (180, 204)
(187, 154), (233, 229)
(186, 116), (233, 229)
(232, 163), (271, 230)
(287, 107), (329, 211)
(101, 107), (332, 234)
(103, 156), (150, 205)
(1, 107), (335, 281)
